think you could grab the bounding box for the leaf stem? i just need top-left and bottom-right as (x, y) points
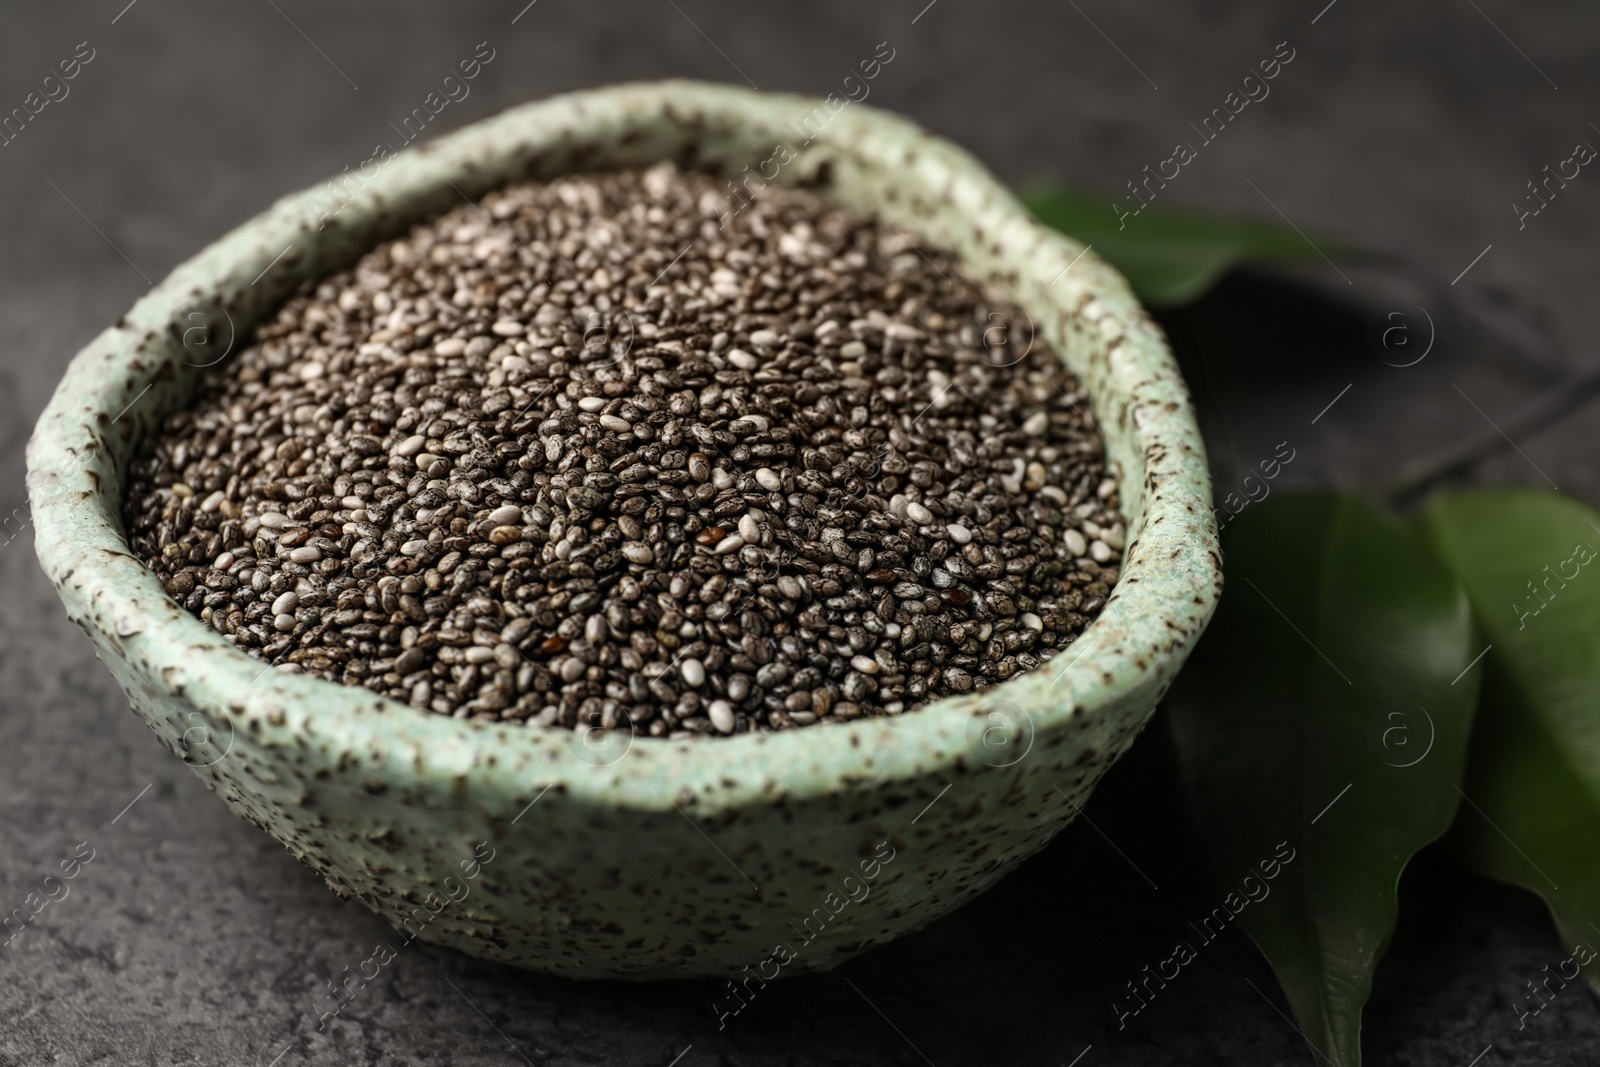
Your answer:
(1386, 363), (1600, 509)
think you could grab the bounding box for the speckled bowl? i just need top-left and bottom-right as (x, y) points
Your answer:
(27, 81), (1220, 979)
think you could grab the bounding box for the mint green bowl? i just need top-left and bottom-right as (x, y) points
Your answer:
(26, 81), (1220, 979)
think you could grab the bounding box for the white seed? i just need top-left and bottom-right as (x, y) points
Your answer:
(560, 657), (586, 682)
(1103, 525), (1125, 551)
(465, 646), (495, 665)
(258, 511), (289, 530)
(622, 542), (654, 564)
(850, 655), (880, 675)
(708, 699), (736, 734)
(395, 434), (426, 457)
(754, 468), (781, 491)
(946, 523), (972, 544)
(1022, 411), (1050, 436)
(713, 535), (745, 555)
(905, 501), (934, 525)
(1064, 529), (1088, 557)
(1091, 539), (1115, 563)
(487, 505), (522, 526)
(269, 591), (298, 616)
(681, 658), (706, 687)
(212, 551), (235, 571)
(1021, 612), (1044, 632)
(273, 613), (297, 632)
(433, 337), (467, 357)
(599, 414), (632, 432)
(578, 396), (607, 412)
(341, 495), (365, 510)
(201, 490), (225, 512)
(491, 319), (524, 336)
(401, 539), (429, 556)
(726, 348), (758, 370)
(738, 514), (761, 543)
(748, 329), (780, 347)
(289, 546), (321, 564)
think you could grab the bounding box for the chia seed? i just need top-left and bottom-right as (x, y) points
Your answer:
(122, 163), (1122, 738)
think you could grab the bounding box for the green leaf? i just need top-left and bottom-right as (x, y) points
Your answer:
(1418, 489), (1600, 996)
(1020, 185), (1345, 305)
(1166, 494), (1478, 1066)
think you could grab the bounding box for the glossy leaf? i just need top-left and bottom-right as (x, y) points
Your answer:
(1021, 185), (1346, 306)
(1167, 494), (1478, 1066)
(1419, 489), (1600, 997)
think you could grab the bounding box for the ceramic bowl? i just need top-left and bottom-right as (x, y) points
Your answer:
(27, 80), (1221, 979)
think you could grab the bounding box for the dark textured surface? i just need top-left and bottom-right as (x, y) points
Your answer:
(2, 2), (1597, 1064)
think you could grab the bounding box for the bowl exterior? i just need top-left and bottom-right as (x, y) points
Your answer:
(27, 81), (1220, 978)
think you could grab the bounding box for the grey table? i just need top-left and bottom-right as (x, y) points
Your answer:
(2, 2), (1598, 1063)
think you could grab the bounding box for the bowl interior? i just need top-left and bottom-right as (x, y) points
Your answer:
(27, 80), (1219, 822)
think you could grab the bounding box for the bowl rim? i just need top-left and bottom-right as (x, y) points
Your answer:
(26, 79), (1220, 820)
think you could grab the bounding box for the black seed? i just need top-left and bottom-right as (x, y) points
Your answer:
(123, 164), (1120, 735)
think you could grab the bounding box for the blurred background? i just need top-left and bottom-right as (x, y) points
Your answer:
(2, 2), (1597, 1064)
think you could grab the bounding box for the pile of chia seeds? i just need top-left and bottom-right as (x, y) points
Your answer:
(123, 163), (1123, 737)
